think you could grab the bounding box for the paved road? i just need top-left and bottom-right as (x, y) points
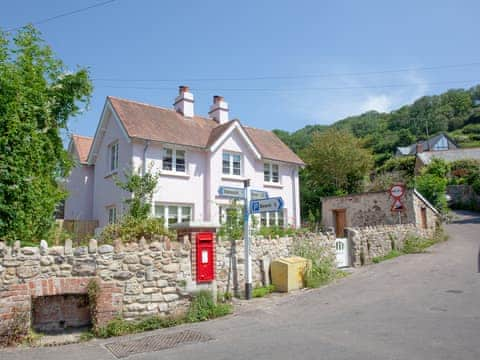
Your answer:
(2, 211), (480, 360)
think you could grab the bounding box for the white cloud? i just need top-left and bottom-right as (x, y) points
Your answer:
(281, 70), (431, 126)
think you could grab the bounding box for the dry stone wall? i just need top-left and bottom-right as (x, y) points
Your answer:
(215, 232), (336, 295)
(347, 224), (435, 267)
(0, 232), (336, 332)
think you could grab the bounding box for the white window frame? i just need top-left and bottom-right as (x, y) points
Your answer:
(222, 151), (242, 177)
(108, 141), (119, 173)
(107, 206), (117, 224)
(154, 203), (193, 227)
(264, 162), (280, 183)
(162, 147), (187, 173)
(219, 205), (244, 225)
(260, 209), (286, 227)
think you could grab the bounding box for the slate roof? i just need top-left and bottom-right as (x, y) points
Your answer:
(71, 135), (93, 164)
(417, 148), (480, 165)
(396, 133), (457, 156)
(106, 96), (304, 165)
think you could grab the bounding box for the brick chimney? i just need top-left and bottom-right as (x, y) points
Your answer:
(208, 95), (229, 124)
(416, 142), (424, 154)
(174, 85), (194, 118)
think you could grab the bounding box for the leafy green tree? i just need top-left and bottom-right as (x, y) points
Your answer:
(301, 129), (373, 219)
(115, 168), (160, 220)
(0, 26), (92, 243)
(415, 159), (450, 212)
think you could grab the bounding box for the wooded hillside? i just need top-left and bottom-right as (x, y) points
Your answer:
(274, 85), (480, 165)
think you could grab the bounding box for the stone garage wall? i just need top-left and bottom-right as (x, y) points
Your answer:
(347, 224), (436, 267)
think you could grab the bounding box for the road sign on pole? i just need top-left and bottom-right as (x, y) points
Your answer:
(218, 186), (245, 199)
(243, 179), (252, 300)
(250, 189), (268, 200)
(250, 197), (284, 214)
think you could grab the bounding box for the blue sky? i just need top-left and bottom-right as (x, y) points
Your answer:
(2, 0), (479, 136)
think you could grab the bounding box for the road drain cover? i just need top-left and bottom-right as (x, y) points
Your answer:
(105, 330), (213, 358)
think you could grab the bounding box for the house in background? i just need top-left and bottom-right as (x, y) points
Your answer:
(64, 86), (304, 230)
(396, 133), (457, 156)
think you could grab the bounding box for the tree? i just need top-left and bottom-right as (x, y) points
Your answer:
(415, 159), (450, 212)
(301, 129), (374, 219)
(115, 168), (160, 220)
(0, 26), (92, 243)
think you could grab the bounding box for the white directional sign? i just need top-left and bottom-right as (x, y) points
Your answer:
(250, 197), (284, 214)
(250, 190), (268, 200)
(218, 186), (245, 199)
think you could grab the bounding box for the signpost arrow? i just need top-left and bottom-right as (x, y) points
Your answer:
(250, 189), (268, 200)
(218, 186), (245, 199)
(250, 197), (284, 214)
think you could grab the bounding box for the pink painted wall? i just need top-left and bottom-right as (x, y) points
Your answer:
(68, 111), (301, 229)
(132, 140), (206, 221)
(92, 109), (132, 228)
(64, 153), (94, 221)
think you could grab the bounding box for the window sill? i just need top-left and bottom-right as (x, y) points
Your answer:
(104, 170), (118, 179)
(264, 182), (283, 188)
(221, 175), (246, 182)
(160, 171), (190, 179)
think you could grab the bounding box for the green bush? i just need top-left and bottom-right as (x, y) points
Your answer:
(257, 226), (296, 238)
(252, 285), (275, 298)
(100, 216), (174, 243)
(372, 250), (402, 263)
(403, 235), (436, 254)
(186, 290), (232, 322)
(293, 237), (338, 288)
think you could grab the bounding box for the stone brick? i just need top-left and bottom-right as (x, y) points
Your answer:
(98, 245), (114, 254)
(163, 263), (180, 273)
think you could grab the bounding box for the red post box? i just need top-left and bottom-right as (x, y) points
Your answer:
(196, 232), (215, 283)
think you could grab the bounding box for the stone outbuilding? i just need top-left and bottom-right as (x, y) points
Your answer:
(321, 189), (439, 237)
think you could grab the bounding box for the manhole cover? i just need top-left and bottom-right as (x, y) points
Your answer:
(105, 330), (213, 358)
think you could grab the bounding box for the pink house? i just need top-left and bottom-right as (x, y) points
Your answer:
(65, 86), (304, 230)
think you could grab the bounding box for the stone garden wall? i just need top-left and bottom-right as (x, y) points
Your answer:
(215, 232), (336, 295)
(347, 224), (436, 267)
(0, 232), (336, 333)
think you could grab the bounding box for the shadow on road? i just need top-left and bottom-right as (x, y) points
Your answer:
(449, 210), (480, 224)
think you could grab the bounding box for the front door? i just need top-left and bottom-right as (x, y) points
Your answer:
(421, 207), (427, 229)
(333, 209), (346, 237)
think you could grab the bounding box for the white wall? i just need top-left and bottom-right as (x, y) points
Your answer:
(92, 110), (132, 228)
(64, 155), (94, 221)
(132, 140), (206, 222)
(206, 127), (301, 227)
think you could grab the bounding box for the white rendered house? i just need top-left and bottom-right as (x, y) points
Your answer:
(65, 86), (304, 230)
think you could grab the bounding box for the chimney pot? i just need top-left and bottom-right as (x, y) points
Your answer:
(416, 143), (424, 153)
(209, 95), (229, 124)
(174, 85), (194, 118)
(179, 85), (189, 94)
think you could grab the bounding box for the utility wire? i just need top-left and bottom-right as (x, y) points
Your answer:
(96, 79), (479, 93)
(5, 0), (120, 32)
(92, 62), (480, 83)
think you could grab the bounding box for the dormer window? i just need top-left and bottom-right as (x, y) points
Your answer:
(264, 162), (279, 183)
(162, 148), (186, 172)
(109, 142), (119, 172)
(222, 151), (242, 176)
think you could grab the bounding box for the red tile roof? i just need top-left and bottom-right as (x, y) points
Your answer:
(72, 135), (93, 164)
(107, 96), (304, 165)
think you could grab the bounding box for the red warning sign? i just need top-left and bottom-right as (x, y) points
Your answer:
(391, 199), (404, 212)
(389, 183), (405, 212)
